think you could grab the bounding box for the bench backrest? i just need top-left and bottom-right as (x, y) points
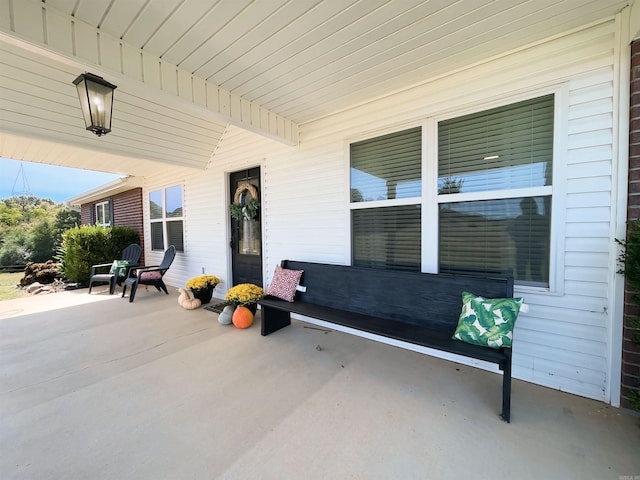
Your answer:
(282, 260), (514, 333)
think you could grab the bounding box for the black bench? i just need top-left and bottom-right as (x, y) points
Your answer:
(259, 260), (516, 422)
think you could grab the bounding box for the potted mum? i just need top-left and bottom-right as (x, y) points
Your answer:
(225, 283), (264, 311)
(185, 275), (221, 305)
(225, 283), (264, 329)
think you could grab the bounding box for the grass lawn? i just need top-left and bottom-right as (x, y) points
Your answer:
(0, 272), (25, 301)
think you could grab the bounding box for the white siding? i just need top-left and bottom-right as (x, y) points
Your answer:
(262, 143), (349, 266)
(141, 19), (624, 403)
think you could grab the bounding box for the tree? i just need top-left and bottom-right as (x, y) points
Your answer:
(0, 229), (30, 265)
(0, 203), (22, 227)
(29, 219), (55, 263)
(54, 209), (81, 233)
(53, 209), (81, 250)
(0, 196), (81, 266)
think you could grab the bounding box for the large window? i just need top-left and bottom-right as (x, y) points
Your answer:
(350, 127), (422, 271)
(149, 185), (184, 252)
(349, 94), (554, 287)
(438, 95), (553, 286)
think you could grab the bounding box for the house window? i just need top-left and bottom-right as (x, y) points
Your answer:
(149, 185), (184, 252)
(348, 95), (554, 287)
(350, 127), (422, 271)
(94, 201), (111, 227)
(437, 94), (554, 286)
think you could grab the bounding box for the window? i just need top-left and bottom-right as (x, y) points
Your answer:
(348, 94), (554, 287)
(437, 95), (553, 286)
(350, 127), (422, 271)
(149, 185), (184, 252)
(94, 201), (111, 227)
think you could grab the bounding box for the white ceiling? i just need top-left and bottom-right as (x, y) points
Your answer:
(44, 0), (632, 124)
(0, 0), (634, 177)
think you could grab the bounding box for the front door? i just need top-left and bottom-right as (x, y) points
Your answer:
(230, 167), (263, 287)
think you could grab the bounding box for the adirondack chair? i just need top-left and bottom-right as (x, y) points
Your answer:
(122, 245), (176, 302)
(88, 244), (142, 294)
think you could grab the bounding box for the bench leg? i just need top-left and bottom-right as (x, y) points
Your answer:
(501, 350), (512, 423)
(261, 307), (291, 336)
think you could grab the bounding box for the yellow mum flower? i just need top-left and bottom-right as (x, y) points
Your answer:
(225, 283), (264, 306)
(186, 275), (221, 291)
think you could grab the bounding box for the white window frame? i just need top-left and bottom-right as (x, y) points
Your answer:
(94, 200), (111, 227)
(424, 86), (567, 294)
(348, 124), (424, 271)
(149, 185), (185, 252)
(346, 87), (566, 294)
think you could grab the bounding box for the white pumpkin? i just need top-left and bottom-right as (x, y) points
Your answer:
(178, 288), (202, 310)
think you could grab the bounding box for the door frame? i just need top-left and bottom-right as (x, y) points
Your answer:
(226, 165), (264, 288)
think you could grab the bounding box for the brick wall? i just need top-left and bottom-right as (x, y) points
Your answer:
(623, 40), (640, 409)
(113, 188), (144, 249)
(80, 188), (145, 264)
(80, 204), (91, 225)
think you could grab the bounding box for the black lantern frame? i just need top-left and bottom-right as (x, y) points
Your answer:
(73, 73), (117, 137)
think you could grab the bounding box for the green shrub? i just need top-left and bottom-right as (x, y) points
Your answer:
(58, 225), (140, 284)
(28, 219), (55, 263)
(617, 221), (640, 345)
(0, 229), (30, 266)
(617, 220), (640, 413)
(627, 390), (640, 412)
(0, 244), (30, 266)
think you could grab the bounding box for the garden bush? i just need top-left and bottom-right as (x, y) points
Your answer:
(0, 229), (30, 266)
(58, 225), (140, 285)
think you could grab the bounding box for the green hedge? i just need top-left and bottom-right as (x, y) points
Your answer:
(58, 225), (140, 284)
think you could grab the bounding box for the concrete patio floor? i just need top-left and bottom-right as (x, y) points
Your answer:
(1, 286), (639, 480)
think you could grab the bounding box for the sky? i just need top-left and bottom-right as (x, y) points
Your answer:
(0, 157), (122, 204)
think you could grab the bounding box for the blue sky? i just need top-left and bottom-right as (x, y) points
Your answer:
(0, 158), (122, 203)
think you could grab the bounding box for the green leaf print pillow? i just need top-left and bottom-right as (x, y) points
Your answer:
(452, 291), (523, 349)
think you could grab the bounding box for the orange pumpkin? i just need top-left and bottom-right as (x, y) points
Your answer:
(232, 305), (254, 329)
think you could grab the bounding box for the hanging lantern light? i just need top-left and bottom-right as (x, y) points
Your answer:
(72, 73), (117, 137)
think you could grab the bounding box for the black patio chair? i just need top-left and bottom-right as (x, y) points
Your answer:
(88, 244), (142, 294)
(121, 245), (176, 303)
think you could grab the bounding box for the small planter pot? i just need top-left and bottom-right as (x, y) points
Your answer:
(191, 285), (215, 304)
(244, 303), (258, 315)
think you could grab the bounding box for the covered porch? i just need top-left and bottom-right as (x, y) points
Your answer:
(1, 287), (638, 479)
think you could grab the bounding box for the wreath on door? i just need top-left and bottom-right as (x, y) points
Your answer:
(230, 182), (260, 221)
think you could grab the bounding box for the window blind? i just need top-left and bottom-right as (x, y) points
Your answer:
(438, 95), (554, 194)
(437, 94), (554, 285)
(439, 197), (550, 285)
(167, 220), (184, 252)
(351, 127), (421, 202)
(150, 223), (164, 251)
(352, 205), (421, 271)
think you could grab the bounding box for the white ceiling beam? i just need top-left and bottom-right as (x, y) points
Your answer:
(0, 0), (299, 146)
